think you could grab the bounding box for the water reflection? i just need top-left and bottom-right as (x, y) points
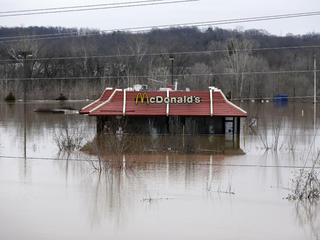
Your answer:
(79, 153), (228, 228)
(294, 201), (320, 239)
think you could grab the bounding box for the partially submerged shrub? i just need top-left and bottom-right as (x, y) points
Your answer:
(287, 152), (320, 201)
(56, 93), (68, 101)
(54, 126), (85, 152)
(4, 92), (16, 102)
(287, 169), (320, 200)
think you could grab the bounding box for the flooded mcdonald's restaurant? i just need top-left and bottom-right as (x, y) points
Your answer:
(80, 85), (247, 153)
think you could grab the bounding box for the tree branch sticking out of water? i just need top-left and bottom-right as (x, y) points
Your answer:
(206, 181), (235, 195)
(250, 106), (286, 151)
(84, 132), (145, 173)
(271, 112), (284, 151)
(54, 125), (85, 152)
(287, 151), (320, 201)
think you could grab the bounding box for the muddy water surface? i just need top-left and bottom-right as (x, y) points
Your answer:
(0, 101), (319, 240)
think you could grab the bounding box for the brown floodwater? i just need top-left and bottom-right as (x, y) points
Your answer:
(0, 100), (319, 240)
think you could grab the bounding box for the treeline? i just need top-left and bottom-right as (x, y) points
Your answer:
(0, 26), (319, 100)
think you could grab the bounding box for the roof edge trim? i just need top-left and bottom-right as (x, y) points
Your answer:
(81, 87), (113, 111)
(89, 89), (122, 113)
(81, 98), (99, 111)
(216, 89), (247, 115)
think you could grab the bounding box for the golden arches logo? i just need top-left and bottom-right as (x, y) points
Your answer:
(135, 93), (150, 104)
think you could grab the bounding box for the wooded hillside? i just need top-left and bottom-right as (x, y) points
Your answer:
(0, 26), (319, 100)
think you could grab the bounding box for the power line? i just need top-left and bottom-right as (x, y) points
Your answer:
(232, 95), (320, 101)
(0, 99), (316, 106)
(0, 0), (179, 14)
(0, 70), (319, 81)
(0, 155), (319, 169)
(0, 0), (198, 18)
(0, 96), (318, 106)
(0, 95), (319, 105)
(1, 10), (320, 42)
(1, 98), (318, 106)
(0, 44), (319, 63)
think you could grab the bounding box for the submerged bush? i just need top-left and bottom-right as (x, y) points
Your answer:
(287, 152), (320, 201)
(56, 93), (68, 101)
(287, 169), (320, 200)
(4, 92), (16, 102)
(54, 126), (85, 152)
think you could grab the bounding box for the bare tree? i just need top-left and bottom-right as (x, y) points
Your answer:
(224, 37), (256, 98)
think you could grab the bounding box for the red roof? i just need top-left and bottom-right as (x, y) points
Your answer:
(80, 87), (247, 117)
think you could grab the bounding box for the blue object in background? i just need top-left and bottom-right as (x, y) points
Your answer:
(274, 94), (288, 108)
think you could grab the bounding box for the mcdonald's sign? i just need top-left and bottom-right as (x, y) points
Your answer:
(135, 92), (202, 104)
(135, 93), (150, 104)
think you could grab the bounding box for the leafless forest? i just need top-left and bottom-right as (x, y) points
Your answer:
(0, 26), (319, 100)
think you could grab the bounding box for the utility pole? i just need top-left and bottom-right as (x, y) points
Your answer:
(18, 51), (32, 160)
(4, 64), (7, 95)
(169, 55), (174, 85)
(314, 56), (317, 134)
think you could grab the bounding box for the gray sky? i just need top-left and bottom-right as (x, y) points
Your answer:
(1, 0), (320, 35)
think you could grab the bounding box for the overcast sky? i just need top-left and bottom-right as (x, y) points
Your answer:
(1, 0), (320, 35)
